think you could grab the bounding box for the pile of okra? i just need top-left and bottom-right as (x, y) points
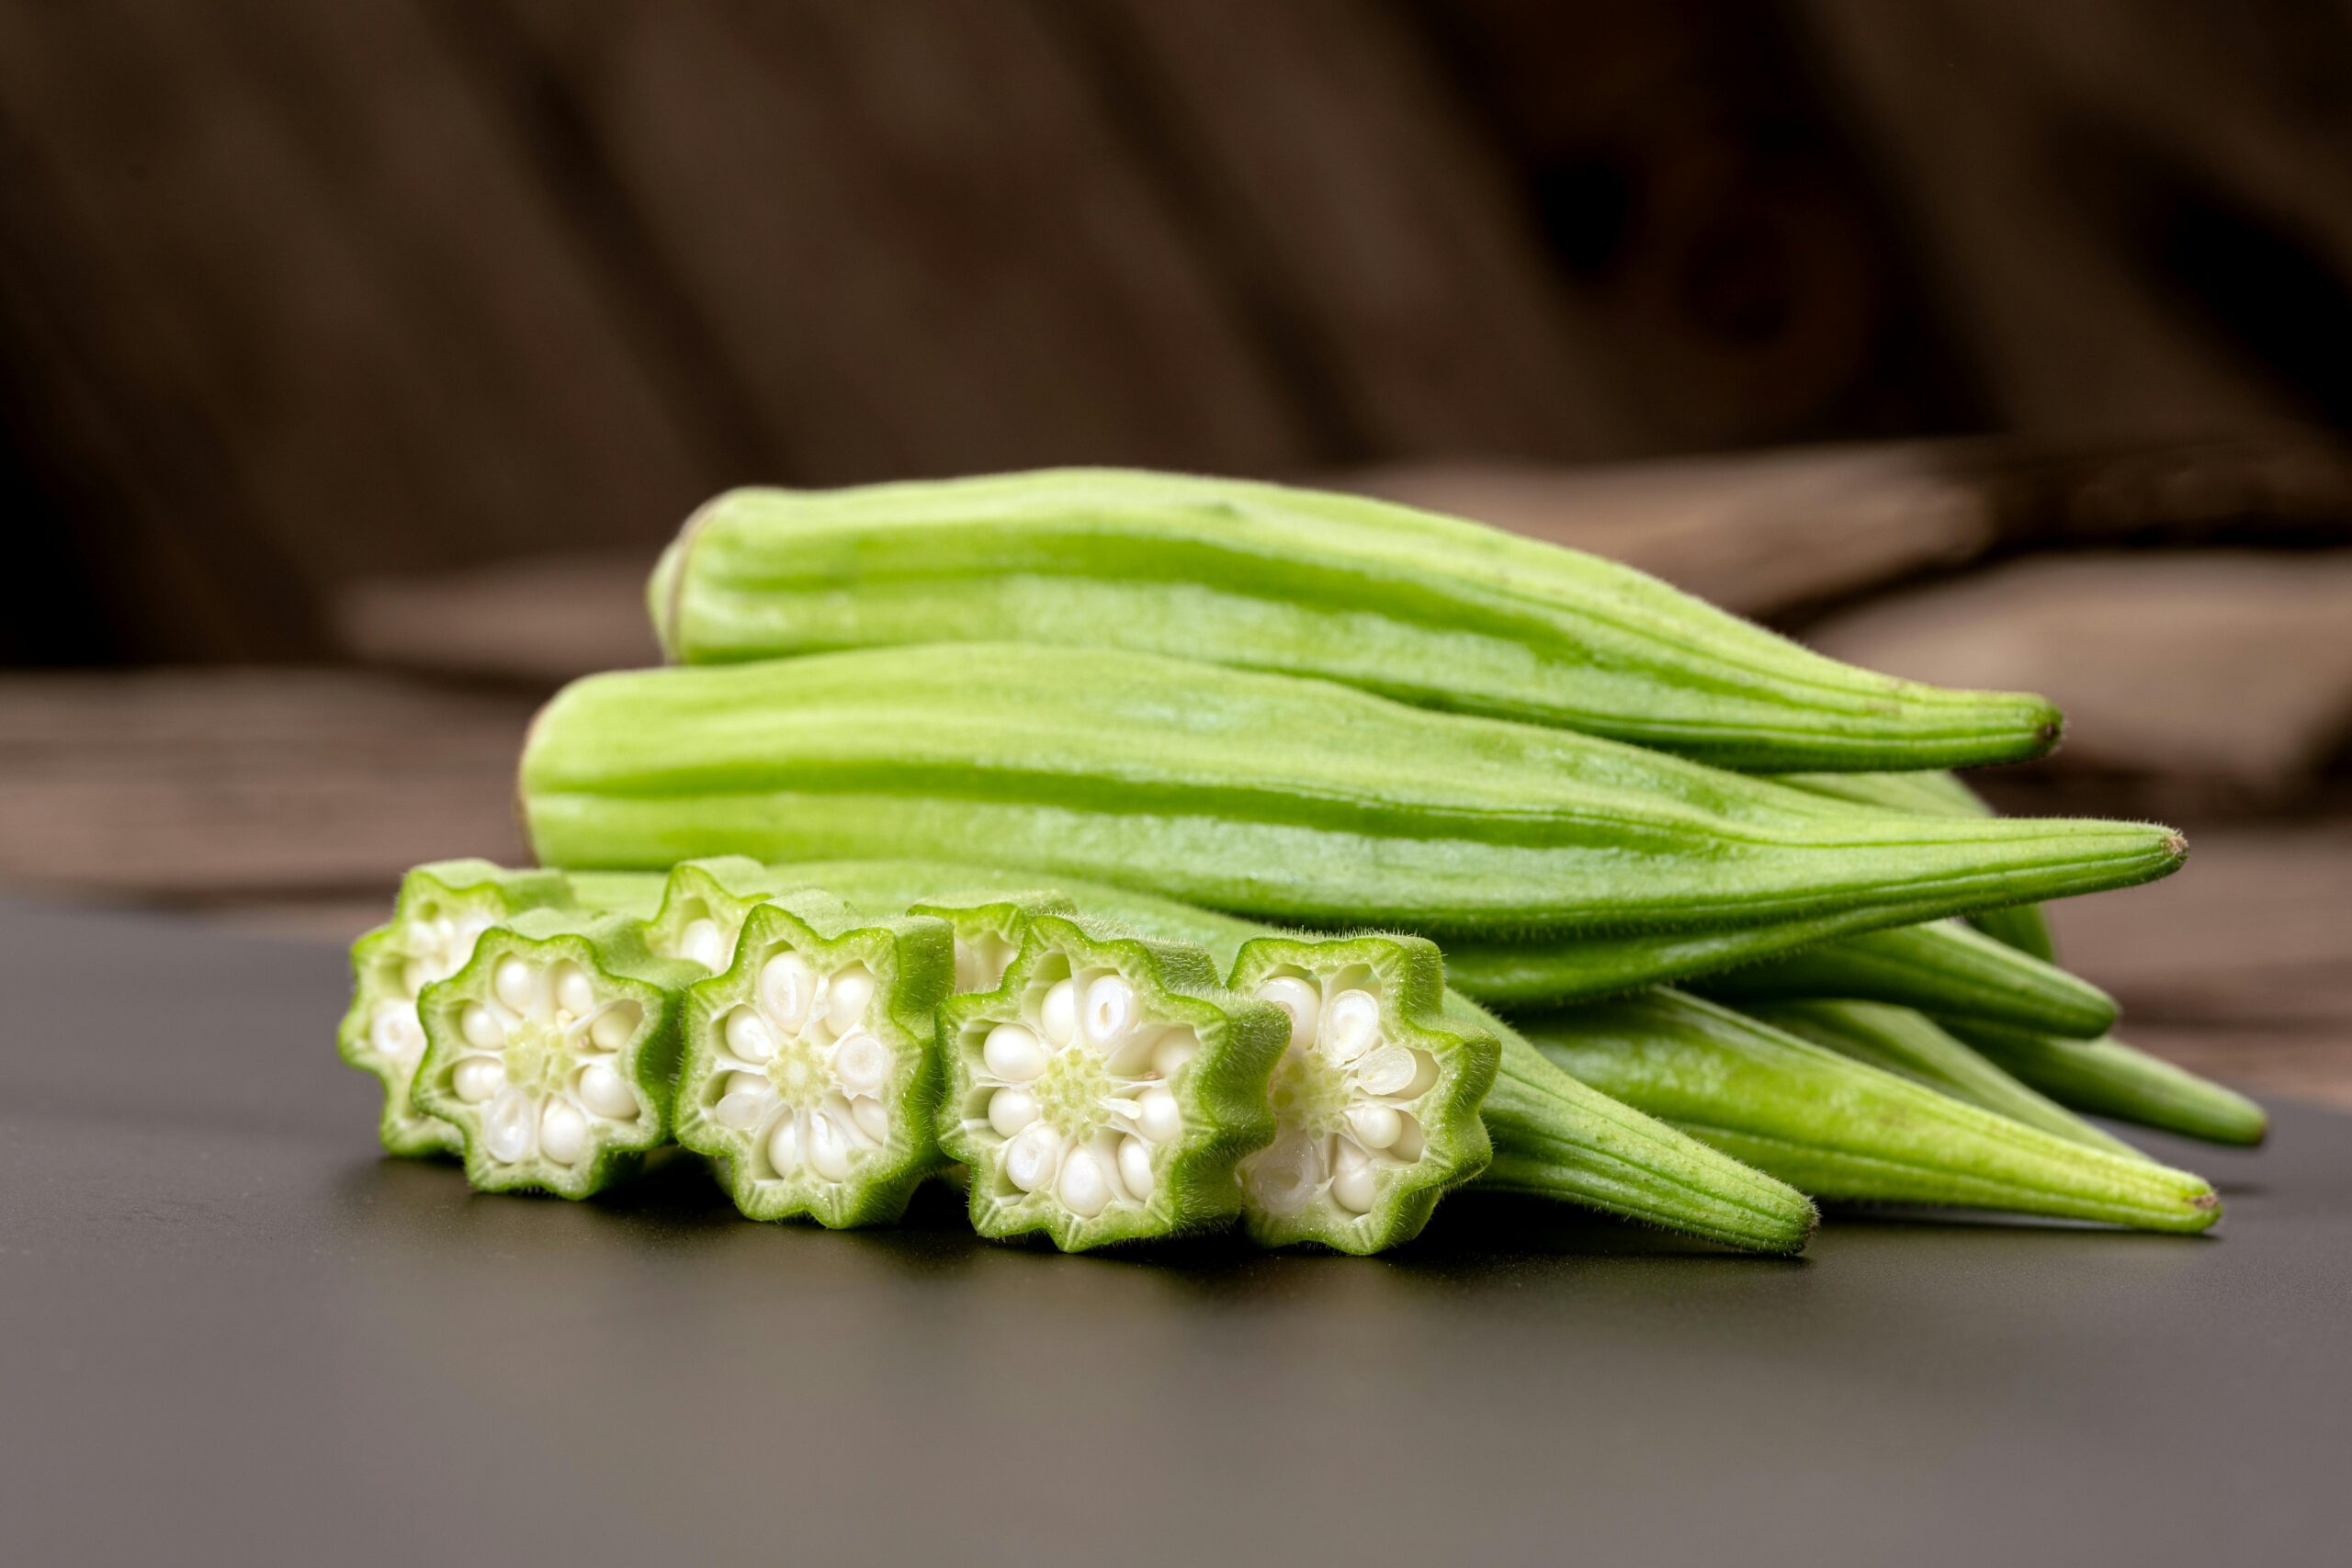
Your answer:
(342, 469), (2261, 1256)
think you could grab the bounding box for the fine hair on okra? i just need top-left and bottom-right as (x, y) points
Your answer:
(519, 643), (2188, 939)
(338, 860), (578, 1157)
(736, 857), (1819, 1256)
(672, 891), (958, 1227)
(411, 908), (706, 1199)
(1521, 991), (2222, 1235)
(650, 468), (2064, 773)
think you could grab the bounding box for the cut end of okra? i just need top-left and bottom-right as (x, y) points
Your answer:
(412, 918), (685, 1200)
(903, 889), (1080, 995)
(940, 916), (1287, 1252)
(674, 896), (956, 1227)
(337, 861), (571, 1157)
(1228, 936), (1498, 1254)
(639, 856), (800, 976)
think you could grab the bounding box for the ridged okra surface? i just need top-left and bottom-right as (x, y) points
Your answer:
(1524, 992), (2221, 1234)
(939, 915), (1289, 1251)
(673, 892), (956, 1226)
(412, 910), (703, 1199)
(651, 468), (2061, 772)
(520, 644), (2186, 938)
(337, 861), (574, 1156)
(1937, 1018), (2269, 1147)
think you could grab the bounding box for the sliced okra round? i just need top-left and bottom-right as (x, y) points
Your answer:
(1228, 935), (1498, 1253)
(412, 911), (699, 1199)
(336, 861), (573, 1157)
(673, 894), (957, 1227)
(900, 889), (1078, 995)
(637, 856), (810, 976)
(939, 916), (1287, 1252)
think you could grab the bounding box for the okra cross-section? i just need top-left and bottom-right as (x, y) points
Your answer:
(338, 860), (574, 1157)
(412, 911), (701, 1199)
(940, 916), (1287, 1251)
(673, 895), (956, 1227)
(1228, 936), (1497, 1253)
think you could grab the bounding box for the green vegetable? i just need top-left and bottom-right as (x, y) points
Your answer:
(650, 469), (2061, 772)
(1936, 1019), (2268, 1147)
(412, 909), (704, 1199)
(1523, 991), (2220, 1234)
(1688, 919), (2115, 1038)
(1743, 999), (2141, 1158)
(755, 858), (1816, 1255)
(338, 860), (576, 1156)
(1775, 770), (2059, 960)
(521, 644), (2185, 938)
(673, 892), (957, 1226)
(937, 913), (1288, 1251)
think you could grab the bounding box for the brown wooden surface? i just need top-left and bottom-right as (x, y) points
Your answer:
(1, 666), (2342, 1109)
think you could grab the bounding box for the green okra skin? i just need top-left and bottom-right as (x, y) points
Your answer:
(338, 860), (578, 1157)
(1522, 992), (2222, 1234)
(1743, 999), (2143, 1159)
(752, 857), (1817, 1256)
(412, 909), (706, 1199)
(1936, 1018), (2270, 1147)
(937, 914), (1290, 1252)
(520, 644), (2186, 938)
(1774, 769), (2061, 961)
(564, 871), (669, 923)
(673, 892), (957, 1227)
(650, 468), (2062, 773)
(1688, 919), (2117, 1038)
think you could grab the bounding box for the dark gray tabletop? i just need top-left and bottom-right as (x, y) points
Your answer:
(3, 898), (2346, 1567)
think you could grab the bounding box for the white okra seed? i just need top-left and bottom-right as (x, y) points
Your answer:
(577, 1063), (638, 1120)
(759, 952), (818, 1031)
(493, 959), (535, 1013)
(1346, 1103), (1403, 1151)
(1004, 1123), (1062, 1192)
(1136, 1085), (1182, 1144)
(539, 1100), (590, 1166)
(679, 918), (729, 974)
(1330, 1142), (1377, 1213)
(715, 1088), (770, 1132)
(1117, 1135), (1155, 1201)
(724, 1007), (776, 1063)
(484, 1090), (537, 1163)
(1390, 1114), (1426, 1163)
(453, 1055), (504, 1104)
(807, 1112), (851, 1181)
(850, 1096), (889, 1144)
(373, 1003), (424, 1059)
(982, 1022), (1046, 1083)
(1039, 978), (1078, 1046)
(588, 1003), (639, 1052)
(555, 965), (595, 1019)
(1354, 1045), (1419, 1098)
(832, 1032), (891, 1095)
(1321, 990), (1382, 1063)
(1256, 976), (1320, 1051)
(824, 966), (876, 1033)
(1082, 974), (1137, 1049)
(458, 1002), (502, 1051)
(767, 1115), (801, 1173)
(988, 1087), (1040, 1137)
(1058, 1148), (1110, 1217)
(1149, 1028), (1199, 1077)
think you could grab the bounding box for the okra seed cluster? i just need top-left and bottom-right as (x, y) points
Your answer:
(1242, 969), (1439, 1218)
(366, 907), (498, 1071)
(699, 951), (894, 1185)
(966, 967), (1198, 1220)
(444, 955), (645, 1168)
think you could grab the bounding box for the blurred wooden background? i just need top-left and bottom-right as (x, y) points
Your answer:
(2, 1), (2348, 1101)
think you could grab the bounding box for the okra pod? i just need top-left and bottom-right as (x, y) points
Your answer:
(650, 469), (2062, 772)
(673, 892), (957, 1226)
(754, 858), (1817, 1255)
(938, 914), (1290, 1251)
(1936, 1018), (2269, 1147)
(521, 644), (2186, 938)
(338, 860), (577, 1157)
(1687, 919), (2116, 1038)
(1775, 769), (2060, 960)
(1743, 999), (2141, 1158)
(411, 908), (705, 1199)
(1522, 992), (2220, 1234)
